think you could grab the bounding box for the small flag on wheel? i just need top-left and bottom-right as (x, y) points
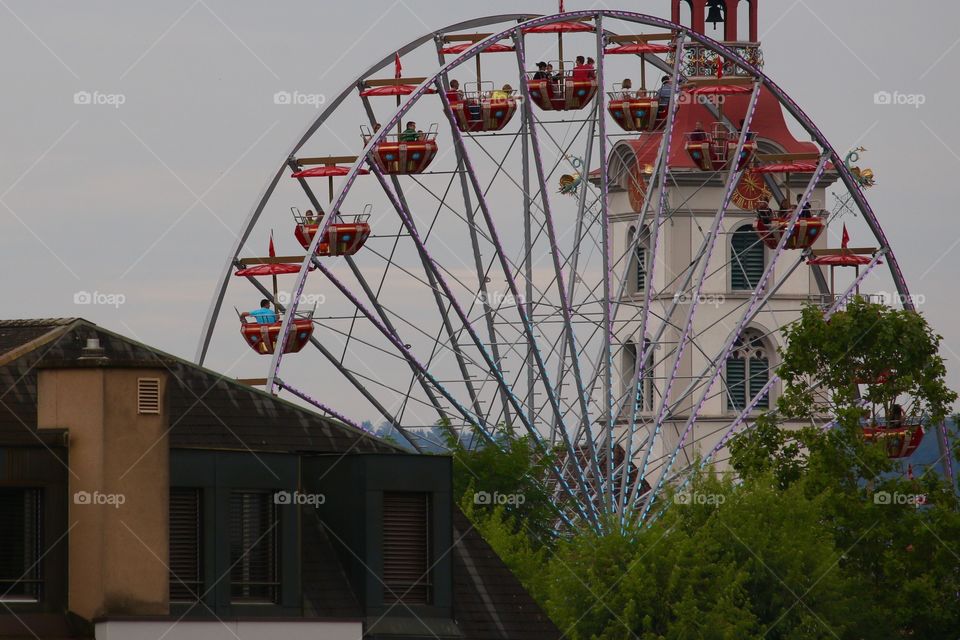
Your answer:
(394, 52), (402, 78)
(841, 224), (850, 249)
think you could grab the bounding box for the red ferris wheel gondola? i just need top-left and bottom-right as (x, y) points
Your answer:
(234, 237), (315, 355)
(440, 36), (519, 132)
(862, 425), (925, 459)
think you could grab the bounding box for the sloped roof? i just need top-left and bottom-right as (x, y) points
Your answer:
(0, 318), (398, 455)
(451, 509), (562, 640)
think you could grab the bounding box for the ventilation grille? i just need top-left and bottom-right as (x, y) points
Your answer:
(169, 488), (202, 603)
(382, 491), (431, 605)
(137, 378), (160, 415)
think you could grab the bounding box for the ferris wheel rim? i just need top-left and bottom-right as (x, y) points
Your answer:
(197, 9), (915, 529)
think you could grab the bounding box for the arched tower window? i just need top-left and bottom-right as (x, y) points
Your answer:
(623, 339), (655, 412)
(725, 329), (770, 411)
(627, 226), (650, 293)
(730, 223), (764, 290)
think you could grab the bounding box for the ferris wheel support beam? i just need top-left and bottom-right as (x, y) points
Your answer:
(385, 169), (489, 424)
(634, 78), (762, 509)
(431, 51), (515, 428)
(513, 29), (609, 513)
(353, 92), (459, 427)
(368, 165), (514, 428)
(595, 14), (616, 513)
(643, 251), (886, 525)
(550, 104), (597, 448)
(436, 77), (603, 528)
(641, 152), (831, 520)
(615, 33), (690, 515)
(369, 158), (600, 526)
(521, 68), (536, 431)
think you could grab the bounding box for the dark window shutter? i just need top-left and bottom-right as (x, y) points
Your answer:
(635, 245), (646, 292)
(731, 226), (764, 290)
(726, 357), (747, 411)
(229, 491), (279, 604)
(382, 492), (431, 605)
(0, 488), (42, 602)
(749, 356), (770, 409)
(169, 488), (202, 603)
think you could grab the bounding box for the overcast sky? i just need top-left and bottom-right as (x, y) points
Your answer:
(2, 0), (960, 415)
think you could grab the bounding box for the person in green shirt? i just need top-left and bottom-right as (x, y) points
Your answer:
(398, 121), (419, 142)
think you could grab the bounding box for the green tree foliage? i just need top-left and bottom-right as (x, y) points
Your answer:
(452, 300), (960, 639)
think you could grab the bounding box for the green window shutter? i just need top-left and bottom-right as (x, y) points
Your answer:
(726, 358), (747, 411)
(749, 357), (770, 409)
(731, 226), (764, 290)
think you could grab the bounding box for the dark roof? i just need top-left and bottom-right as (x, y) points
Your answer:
(302, 510), (362, 618)
(0, 318), (76, 358)
(0, 318), (397, 455)
(451, 509), (562, 640)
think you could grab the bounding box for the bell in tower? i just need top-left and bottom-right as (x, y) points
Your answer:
(706, 0), (725, 30)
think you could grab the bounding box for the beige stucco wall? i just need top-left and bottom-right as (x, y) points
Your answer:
(38, 367), (170, 620)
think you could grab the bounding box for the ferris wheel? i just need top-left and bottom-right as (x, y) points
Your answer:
(195, 8), (938, 530)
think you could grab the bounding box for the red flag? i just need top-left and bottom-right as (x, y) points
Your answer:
(394, 52), (402, 79)
(841, 224), (850, 249)
(269, 230), (276, 258)
(715, 56), (724, 79)
(559, 0), (565, 12)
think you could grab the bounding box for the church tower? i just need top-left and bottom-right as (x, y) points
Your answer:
(605, 0), (834, 480)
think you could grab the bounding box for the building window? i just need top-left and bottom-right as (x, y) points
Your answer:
(169, 488), (203, 603)
(623, 339), (655, 412)
(725, 330), (770, 411)
(0, 488), (43, 603)
(229, 491), (279, 604)
(382, 492), (431, 605)
(730, 224), (764, 291)
(628, 226), (650, 293)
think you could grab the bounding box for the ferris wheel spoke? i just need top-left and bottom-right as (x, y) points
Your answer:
(614, 32), (689, 515)
(641, 253), (886, 525)
(372, 155), (602, 523)
(514, 30), (609, 508)
(633, 77), (763, 513)
(640, 151), (829, 519)
(438, 74), (604, 527)
(444, 107), (517, 427)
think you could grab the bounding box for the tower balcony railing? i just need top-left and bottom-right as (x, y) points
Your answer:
(669, 42), (764, 79)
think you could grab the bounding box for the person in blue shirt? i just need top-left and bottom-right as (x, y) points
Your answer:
(243, 299), (277, 324)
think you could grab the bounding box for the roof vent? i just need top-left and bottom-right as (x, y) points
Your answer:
(78, 337), (108, 361)
(137, 378), (161, 415)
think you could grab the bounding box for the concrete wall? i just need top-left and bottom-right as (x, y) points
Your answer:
(37, 366), (169, 621)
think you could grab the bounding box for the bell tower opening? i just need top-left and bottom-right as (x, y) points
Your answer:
(670, 0), (759, 44)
